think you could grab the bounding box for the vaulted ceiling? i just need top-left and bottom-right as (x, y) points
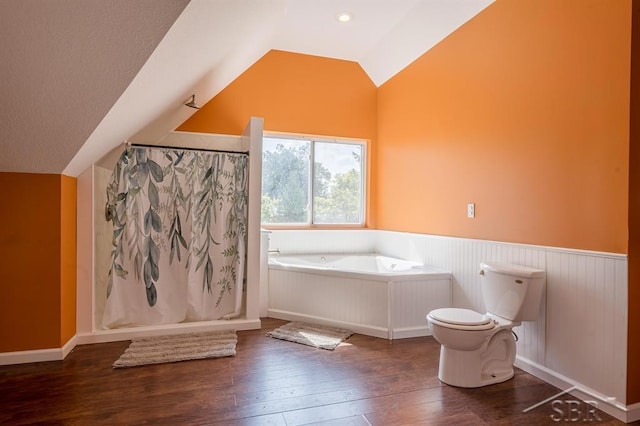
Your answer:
(0, 0), (493, 176)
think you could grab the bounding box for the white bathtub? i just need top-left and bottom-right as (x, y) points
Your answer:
(269, 254), (446, 280)
(267, 253), (452, 339)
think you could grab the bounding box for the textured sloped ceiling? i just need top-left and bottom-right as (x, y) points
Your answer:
(0, 0), (189, 174)
(64, 0), (290, 177)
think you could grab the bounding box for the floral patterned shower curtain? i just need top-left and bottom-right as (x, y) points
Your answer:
(102, 146), (248, 328)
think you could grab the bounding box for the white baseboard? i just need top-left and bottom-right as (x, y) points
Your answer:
(0, 348), (63, 366)
(626, 402), (640, 423)
(390, 326), (432, 339)
(267, 309), (390, 339)
(516, 355), (638, 423)
(0, 335), (77, 366)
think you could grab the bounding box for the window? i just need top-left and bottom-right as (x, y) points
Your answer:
(261, 135), (365, 226)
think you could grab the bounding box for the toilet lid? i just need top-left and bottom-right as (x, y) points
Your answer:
(429, 308), (492, 327)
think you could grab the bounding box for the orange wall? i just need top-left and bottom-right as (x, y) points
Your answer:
(179, 50), (377, 140)
(0, 173), (62, 351)
(179, 50), (378, 225)
(60, 175), (77, 346)
(628, 0), (640, 405)
(376, 0), (631, 253)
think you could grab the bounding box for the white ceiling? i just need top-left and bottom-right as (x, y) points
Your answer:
(0, 0), (494, 176)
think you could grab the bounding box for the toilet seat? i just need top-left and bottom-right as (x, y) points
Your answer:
(428, 308), (497, 331)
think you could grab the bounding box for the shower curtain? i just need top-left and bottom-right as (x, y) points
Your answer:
(102, 146), (248, 328)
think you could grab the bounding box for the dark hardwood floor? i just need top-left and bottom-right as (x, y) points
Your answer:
(0, 318), (630, 425)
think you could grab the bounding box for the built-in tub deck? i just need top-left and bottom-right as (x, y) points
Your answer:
(267, 253), (452, 339)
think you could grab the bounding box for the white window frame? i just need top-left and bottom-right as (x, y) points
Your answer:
(261, 133), (367, 228)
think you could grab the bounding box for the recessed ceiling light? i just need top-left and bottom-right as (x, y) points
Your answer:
(336, 12), (352, 23)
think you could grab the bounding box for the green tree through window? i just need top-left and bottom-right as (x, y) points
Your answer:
(261, 136), (365, 226)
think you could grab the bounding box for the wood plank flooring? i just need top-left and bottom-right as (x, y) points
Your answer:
(0, 318), (630, 425)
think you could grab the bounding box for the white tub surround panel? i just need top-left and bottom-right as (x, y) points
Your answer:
(267, 265), (451, 339)
(267, 229), (377, 255)
(268, 269), (390, 338)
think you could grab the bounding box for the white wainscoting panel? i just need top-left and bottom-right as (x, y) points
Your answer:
(544, 250), (627, 403)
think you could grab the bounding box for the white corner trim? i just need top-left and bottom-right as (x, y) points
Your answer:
(515, 356), (637, 423)
(61, 335), (78, 358)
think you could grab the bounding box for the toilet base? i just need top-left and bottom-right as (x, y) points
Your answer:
(437, 329), (516, 388)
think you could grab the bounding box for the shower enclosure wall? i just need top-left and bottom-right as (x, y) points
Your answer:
(76, 118), (264, 343)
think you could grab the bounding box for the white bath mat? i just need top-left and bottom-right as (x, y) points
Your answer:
(113, 330), (237, 368)
(266, 322), (353, 350)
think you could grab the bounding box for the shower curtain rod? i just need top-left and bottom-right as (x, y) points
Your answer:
(127, 142), (249, 155)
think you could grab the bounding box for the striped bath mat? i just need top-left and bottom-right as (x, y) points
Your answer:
(113, 330), (237, 368)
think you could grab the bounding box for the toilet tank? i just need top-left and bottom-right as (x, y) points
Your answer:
(480, 262), (546, 321)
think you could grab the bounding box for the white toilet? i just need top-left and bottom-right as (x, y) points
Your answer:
(427, 262), (545, 388)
